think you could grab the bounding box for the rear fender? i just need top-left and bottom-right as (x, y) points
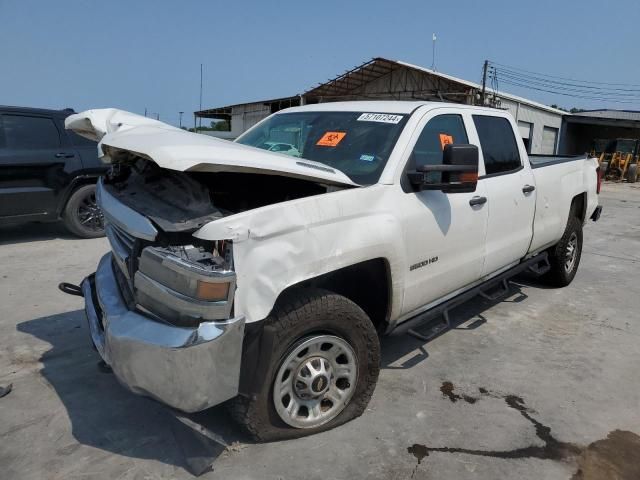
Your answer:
(55, 173), (103, 217)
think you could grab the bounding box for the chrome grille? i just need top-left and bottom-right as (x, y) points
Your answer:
(112, 223), (135, 252)
(105, 222), (137, 280)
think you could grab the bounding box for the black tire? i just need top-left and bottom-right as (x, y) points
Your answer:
(600, 162), (608, 179)
(627, 164), (638, 183)
(63, 184), (105, 238)
(229, 288), (380, 442)
(541, 215), (583, 287)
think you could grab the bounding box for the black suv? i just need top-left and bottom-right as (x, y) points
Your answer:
(0, 106), (107, 238)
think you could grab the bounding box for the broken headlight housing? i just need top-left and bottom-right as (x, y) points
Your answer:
(134, 241), (236, 327)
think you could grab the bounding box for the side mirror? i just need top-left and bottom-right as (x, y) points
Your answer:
(408, 144), (479, 193)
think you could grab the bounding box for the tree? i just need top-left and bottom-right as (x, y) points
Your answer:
(213, 120), (230, 131)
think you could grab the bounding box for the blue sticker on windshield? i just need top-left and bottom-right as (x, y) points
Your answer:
(360, 154), (375, 162)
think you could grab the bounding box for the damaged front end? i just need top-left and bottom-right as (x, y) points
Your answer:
(99, 161), (240, 323)
(66, 108), (356, 412)
(80, 156), (341, 412)
(82, 169), (246, 412)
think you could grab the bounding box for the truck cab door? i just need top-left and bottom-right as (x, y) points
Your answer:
(397, 110), (489, 318)
(472, 114), (536, 277)
(0, 113), (81, 220)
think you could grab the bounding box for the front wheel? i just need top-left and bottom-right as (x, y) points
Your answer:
(627, 164), (638, 183)
(229, 288), (380, 442)
(541, 215), (583, 287)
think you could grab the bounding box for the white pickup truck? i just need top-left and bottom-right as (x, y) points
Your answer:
(63, 102), (602, 441)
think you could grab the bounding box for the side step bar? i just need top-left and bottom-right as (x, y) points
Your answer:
(389, 252), (550, 341)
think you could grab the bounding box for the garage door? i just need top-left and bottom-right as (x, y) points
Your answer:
(541, 126), (558, 154)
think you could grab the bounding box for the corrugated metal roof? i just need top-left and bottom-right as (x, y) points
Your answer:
(196, 57), (566, 117)
(570, 109), (640, 121)
(195, 95), (299, 118)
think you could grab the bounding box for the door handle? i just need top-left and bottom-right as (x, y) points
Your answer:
(522, 184), (536, 194)
(55, 152), (75, 158)
(469, 196), (487, 206)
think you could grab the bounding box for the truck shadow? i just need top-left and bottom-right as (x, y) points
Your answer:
(15, 276), (538, 473)
(16, 310), (249, 475)
(381, 278), (530, 369)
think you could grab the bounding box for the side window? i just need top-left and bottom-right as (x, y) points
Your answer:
(472, 115), (521, 175)
(411, 114), (469, 170)
(68, 130), (97, 148)
(2, 115), (60, 150)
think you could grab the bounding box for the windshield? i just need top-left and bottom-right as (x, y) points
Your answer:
(235, 111), (409, 184)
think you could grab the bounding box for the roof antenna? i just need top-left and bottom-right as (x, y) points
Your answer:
(431, 33), (437, 71)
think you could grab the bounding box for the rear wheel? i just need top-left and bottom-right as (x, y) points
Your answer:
(63, 184), (105, 238)
(229, 288), (380, 442)
(627, 164), (638, 183)
(541, 215), (583, 287)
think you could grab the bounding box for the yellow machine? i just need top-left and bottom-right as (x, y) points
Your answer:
(597, 139), (638, 183)
(590, 138), (611, 166)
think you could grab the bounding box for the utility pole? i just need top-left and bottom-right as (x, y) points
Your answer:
(179, 111), (184, 128)
(481, 60), (488, 106)
(199, 63), (203, 128)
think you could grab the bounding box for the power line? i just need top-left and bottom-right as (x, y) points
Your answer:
(487, 61), (640, 105)
(494, 78), (640, 104)
(491, 67), (640, 95)
(492, 69), (640, 98)
(489, 60), (640, 88)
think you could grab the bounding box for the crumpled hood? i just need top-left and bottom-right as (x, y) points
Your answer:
(65, 108), (359, 187)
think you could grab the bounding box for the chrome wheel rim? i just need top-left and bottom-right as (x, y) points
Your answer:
(564, 232), (579, 273)
(273, 335), (358, 429)
(78, 192), (104, 232)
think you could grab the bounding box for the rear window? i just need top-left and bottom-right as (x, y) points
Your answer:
(472, 115), (521, 175)
(2, 115), (60, 150)
(236, 111), (409, 184)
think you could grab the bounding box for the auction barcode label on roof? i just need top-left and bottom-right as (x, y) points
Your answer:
(357, 113), (404, 124)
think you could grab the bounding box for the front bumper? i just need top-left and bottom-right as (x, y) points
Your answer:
(82, 253), (245, 412)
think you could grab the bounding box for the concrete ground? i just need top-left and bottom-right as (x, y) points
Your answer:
(1, 183), (639, 480)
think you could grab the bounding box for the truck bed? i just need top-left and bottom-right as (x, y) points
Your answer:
(528, 153), (599, 255)
(529, 154), (588, 169)
(529, 154), (587, 168)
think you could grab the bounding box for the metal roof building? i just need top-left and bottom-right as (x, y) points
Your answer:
(559, 109), (640, 154)
(196, 57), (565, 154)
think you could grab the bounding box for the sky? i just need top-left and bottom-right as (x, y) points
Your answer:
(1, 0), (639, 127)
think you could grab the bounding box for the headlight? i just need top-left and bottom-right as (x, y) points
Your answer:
(134, 244), (236, 326)
(196, 280), (230, 302)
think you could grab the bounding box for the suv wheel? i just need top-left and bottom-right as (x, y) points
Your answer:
(63, 184), (105, 238)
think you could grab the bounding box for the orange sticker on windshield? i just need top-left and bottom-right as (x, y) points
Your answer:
(439, 133), (454, 150)
(316, 131), (346, 147)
